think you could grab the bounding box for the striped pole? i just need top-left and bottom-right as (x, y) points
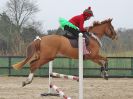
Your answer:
(50, 84), (71, 99)
(79, 33), (83, 99)
(51, 72), (79, 81)
(48, 61), (53, 93)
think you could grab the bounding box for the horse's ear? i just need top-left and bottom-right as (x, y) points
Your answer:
(109, 18), (113, 22)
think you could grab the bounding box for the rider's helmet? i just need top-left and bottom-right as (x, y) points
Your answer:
(83, 7), (94, 19)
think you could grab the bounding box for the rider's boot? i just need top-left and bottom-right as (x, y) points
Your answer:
(83, 38), (91, 59)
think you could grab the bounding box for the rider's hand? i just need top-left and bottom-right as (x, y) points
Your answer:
(85, 27), (89, 32)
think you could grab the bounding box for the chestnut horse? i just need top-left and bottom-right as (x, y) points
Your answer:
(12, 18), (117, 87)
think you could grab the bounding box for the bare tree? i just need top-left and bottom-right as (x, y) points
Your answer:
(6, 0), (39, 34)
(5, 0), (39, 55)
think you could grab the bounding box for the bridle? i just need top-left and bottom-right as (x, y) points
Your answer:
(105, 24), (116, 39)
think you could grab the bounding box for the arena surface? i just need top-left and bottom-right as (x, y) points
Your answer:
(0, 77), (133, 99)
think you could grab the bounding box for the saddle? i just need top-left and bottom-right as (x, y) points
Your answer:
(63, 30), (90, 48)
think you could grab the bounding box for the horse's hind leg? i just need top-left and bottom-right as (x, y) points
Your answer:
(22, 58), (51, 87)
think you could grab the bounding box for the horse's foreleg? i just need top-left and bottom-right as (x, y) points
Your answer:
(91, 55), (109, 80)
(99, 57), (108, 80)
(98, 56), (108, 72)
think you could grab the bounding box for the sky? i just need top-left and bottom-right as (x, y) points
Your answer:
(0, 0), (133, 32)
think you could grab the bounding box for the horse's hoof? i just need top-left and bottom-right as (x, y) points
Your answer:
(104, 76), (108, 80)
(105, 78), (108, 80)
(22, 81), (26, 87)
(104, 72), (109, 80)
(101, 71), (109, 80)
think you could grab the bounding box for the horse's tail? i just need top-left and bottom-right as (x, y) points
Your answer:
(12, 39), (41, 70)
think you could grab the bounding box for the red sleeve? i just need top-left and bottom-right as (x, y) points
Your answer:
(79, 18), (86, 32)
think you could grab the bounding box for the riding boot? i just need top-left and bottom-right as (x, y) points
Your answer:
(83, 38), (91, 60)
(83, 32), (90, 46)
(83, 38), (90, 55)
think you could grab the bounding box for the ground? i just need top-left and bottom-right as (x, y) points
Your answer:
(0, 77), (133, 99)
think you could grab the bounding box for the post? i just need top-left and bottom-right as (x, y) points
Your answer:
(78, 33), (83, 99)
(48, 61), (53, 93)
(131, 57), (133, 75)
(41, 61), (59, 96)
(9, 57), (11, 76)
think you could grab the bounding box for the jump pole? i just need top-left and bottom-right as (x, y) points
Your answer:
(78, 33), (83, 99)
(50, 72), (79, 81)
(48, 61), (54, 94)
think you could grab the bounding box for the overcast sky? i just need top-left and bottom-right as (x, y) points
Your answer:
(0, 0), (133, 32)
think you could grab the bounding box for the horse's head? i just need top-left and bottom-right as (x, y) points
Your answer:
(104, 18), (118, 40)
(88, 18), (118, 40)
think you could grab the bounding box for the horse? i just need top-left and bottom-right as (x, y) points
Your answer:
(12, 18), (117, 87)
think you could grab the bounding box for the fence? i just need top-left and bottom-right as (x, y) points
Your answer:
(0, 56), (133, 77)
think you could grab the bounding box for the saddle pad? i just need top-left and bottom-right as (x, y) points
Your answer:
(68, 39), (78, 48)
(63, 32), (89, 48)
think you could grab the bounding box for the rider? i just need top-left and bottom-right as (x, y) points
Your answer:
(59, 6), (93, 38)
(59, 7), (94, 55)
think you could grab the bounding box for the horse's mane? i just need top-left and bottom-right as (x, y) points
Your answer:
(88, 18), (112, 30)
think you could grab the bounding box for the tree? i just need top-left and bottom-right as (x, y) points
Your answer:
(21, 26), (43, 43)
(4, 0), (39, 55)
(0, 12), (15, 53)
(6, 0), (39, 34)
